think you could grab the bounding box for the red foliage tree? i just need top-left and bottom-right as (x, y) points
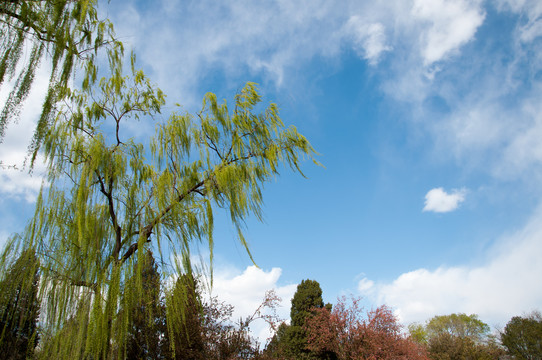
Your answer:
(305, 296), (429, 360)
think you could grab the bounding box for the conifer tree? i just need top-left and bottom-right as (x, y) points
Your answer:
(271, 279), (326, 359)
(291, 280), (325, 328)
(0, 247), (40, 360)
(125, 251), (166, 359)
(164, 272), (205, 360)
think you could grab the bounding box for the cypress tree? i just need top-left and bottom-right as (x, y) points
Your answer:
(0, 248), (40, 360)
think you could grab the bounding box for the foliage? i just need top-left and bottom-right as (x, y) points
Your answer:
(425, 313), (490, 342)
(37, 297), (92, 359)
(409, 313), (506, 360)
(305, 296), (429, 360)
(500, 311), (542, 360)
(291, 279), (325, 327)
(0, 247), (41, 360)
(268, 279), (327, 359)
(0, 47), (317, 358)
(408, 323), (428, 344)
(165, 272), (205, 360)
(0, 0), (120, 161)
(261, 322), (289, 359)
(426, 332), (505, 360)
(125, 251), (167, 359)
(203, 295), (256, 360)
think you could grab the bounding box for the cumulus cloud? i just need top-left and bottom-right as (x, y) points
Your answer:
(423, 187), (466, 213)
(208, 265), (297, 346)
(359, 204), (542, 326)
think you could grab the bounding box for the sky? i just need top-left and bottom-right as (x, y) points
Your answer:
(1, 0), (542, 343)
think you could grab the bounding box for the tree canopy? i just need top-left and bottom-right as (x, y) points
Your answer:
(408, 313), (505, 360)
(425, 313), (490, 341)
(501, 311), (542, 360)
(305, 297), (429, 360)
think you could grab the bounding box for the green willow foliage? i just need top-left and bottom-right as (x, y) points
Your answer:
(1, 50), (317, 358)
(0, 0), (120, 163)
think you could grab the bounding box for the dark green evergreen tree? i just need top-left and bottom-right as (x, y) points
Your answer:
(268, 279), (326, 359)
(125, 251), (166, 359)
(0, 248), (40, 360)
(290, 280), (324, 328)
(164, 273), (205, 360)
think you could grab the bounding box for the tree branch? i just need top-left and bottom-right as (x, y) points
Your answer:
(95, 171), (122, 260)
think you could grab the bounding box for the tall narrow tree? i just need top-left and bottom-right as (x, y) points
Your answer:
(125, 251), (165, 359)
(0, 247), (40, 360)
(272, 279), (326, 359)
(164, 272), (205, 360)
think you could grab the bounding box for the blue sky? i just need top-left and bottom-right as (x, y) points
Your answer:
(1, 0), (542, 340)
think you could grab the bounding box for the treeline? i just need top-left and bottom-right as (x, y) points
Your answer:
(0, 248), (271, 359)
(1, 250), (541, 359)
(262, 280), (542, 360)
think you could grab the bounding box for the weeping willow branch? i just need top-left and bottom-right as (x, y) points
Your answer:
(0, 0), (122, 163)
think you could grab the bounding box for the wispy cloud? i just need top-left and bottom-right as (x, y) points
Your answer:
(423, 187), (466, 213)
(496, 0), (542, 43)
(107, 0), (346, 106)
(108, 0), (480, 96)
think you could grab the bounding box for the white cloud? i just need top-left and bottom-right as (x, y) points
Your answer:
(426, 80), (542, 182)
(497, 0), (542, 42)
(208, 265), (297, 346)
(357, 277), (375, 292)
(100, 0), (488, 112)
(423, 187), (466, 213)
(0, 63), (50, 203)
(412, 2), (542, 182)
(360, 203), (542, 327)
(344, 17), (391, 65)
(107, 0), (345, 106)
(412, 0), (485, 65)
(0, 168), (44, 203)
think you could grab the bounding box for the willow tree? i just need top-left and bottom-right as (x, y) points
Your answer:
(0, 0), (120, 163)
(4, 51), (317, 358)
